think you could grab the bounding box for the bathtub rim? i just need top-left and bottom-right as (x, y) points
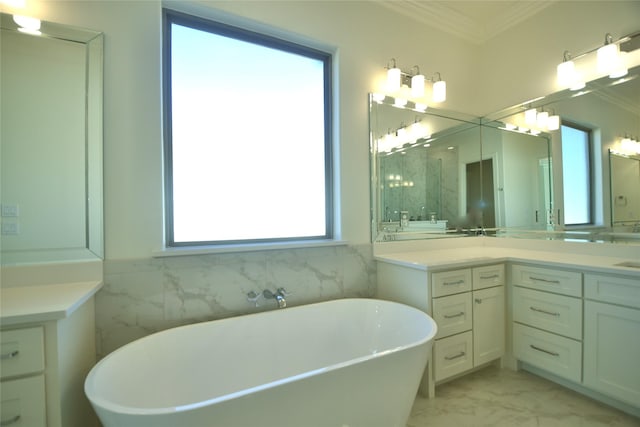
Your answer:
(85, 298), (437, 416)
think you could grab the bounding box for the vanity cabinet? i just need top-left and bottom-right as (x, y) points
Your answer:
(432, 265), (505, 382)
(0, 327), (46, 427)
(0, 283), (100, 427)
(511, 264), (583, 383)
(583, 274), (640, 407)
(377, 262), (505, 395)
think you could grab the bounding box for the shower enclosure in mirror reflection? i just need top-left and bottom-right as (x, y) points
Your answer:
(369, 95), (483, 242)
(0, 13), (104, 265)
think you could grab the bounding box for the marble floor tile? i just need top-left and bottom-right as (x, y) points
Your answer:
(407, 366), (639, 427)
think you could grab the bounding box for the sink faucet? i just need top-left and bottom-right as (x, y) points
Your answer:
(263, 288), (289, 308)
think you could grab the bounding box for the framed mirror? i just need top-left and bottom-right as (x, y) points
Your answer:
(369, 95), (482, 242)
(0, 13), (104, 265)
(484, 64), (640, 241)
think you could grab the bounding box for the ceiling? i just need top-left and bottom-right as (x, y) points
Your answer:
(375, 1), (556, 45)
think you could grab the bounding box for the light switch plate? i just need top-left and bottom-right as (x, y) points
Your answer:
(1, 222), (19, 235)
(1, 204), (19, 217)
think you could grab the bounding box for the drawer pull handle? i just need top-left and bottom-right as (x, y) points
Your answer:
(0, 415), (21, 426)
(445, 351), (466, 361)
(529, 306), (560, 317)
(480, 274), (499, 280)
(530, 344), (559, 357)
(529, 276), (560, 284)
(443, 311), (465, 319)
(0, 350), (19, 360)
(475, 298), (482, 304)
(443, 280), (464, 286)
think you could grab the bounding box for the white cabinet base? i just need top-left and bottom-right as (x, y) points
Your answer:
(584, 300), (640, 408)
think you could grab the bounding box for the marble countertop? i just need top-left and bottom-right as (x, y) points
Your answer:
(375, 246), (640, 277)
(1, 281), (103, 326)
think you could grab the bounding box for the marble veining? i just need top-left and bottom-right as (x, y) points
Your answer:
(408, 365), (639, 427)
(96, 244), (375, 358)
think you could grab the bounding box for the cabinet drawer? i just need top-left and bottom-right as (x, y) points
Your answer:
(0, 327), (45, 379)
(434, 331), (473, 382)
(473, 264), (505, 290)
(432, 269), (472, 297)
(513, 323), (582, 383)
(585, 274), (640, 309)
(511, 264), (582, 297)
(0, 375), (46, 427)
(513, 287), (582, 340)
(433, 293), (472, 339)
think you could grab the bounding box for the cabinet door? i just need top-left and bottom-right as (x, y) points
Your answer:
(473, 286), (505, 366)
(584, 301), (640, 407)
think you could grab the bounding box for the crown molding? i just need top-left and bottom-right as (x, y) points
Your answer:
(374, 1), (555, 45)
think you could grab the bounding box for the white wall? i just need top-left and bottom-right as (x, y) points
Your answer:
(479, 1), (640, 114)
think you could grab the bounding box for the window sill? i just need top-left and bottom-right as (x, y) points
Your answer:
(152, 239), (349, 258)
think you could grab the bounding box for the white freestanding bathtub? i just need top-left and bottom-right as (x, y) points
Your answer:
(85, 298), (437, 427)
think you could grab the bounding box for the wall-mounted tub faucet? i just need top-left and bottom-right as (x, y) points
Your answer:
(263, 288), (289, 308)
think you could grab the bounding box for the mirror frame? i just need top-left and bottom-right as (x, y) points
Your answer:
(0, 13), (104, 265)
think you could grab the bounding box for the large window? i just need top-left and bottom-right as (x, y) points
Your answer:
(163, 10), (333, 247)
(561, 123), (592, 225)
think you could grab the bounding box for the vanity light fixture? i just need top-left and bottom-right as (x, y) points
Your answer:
(13, 14), (41, 35)
(547, 113), (560, 131)
(524, 108), (537, 126)
(410, 66), (425, 98)
(383, 59), (447, 104)
(620, 135), (640, 154)
(536, 111), (549, 129)
(609, 51), (628, 79)
(557, 31), (632, 89)
(597, 33), (620, 75)
(414, 102), (427, 113)
(557, 51), (585, 90)
(386, 58), (402, 93)
(431, 73), (447, 103)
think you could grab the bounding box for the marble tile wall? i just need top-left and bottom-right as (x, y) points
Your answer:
(96, 243), (376, 358)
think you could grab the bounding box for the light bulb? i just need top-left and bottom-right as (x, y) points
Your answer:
(13, 15), (41, 31)
(547, 115), (560, 131)
(597, 42), (619, 75)
(557, 60), (576, 88)
(414, 102), (427, 113)
(432, 80), (446, 103)
(387, 67), (401, 93)
(411, 74), (425, 98)
(525, 108), (537, 126)
(536, 111), (549, 129)
(609, 51), (628, 79)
